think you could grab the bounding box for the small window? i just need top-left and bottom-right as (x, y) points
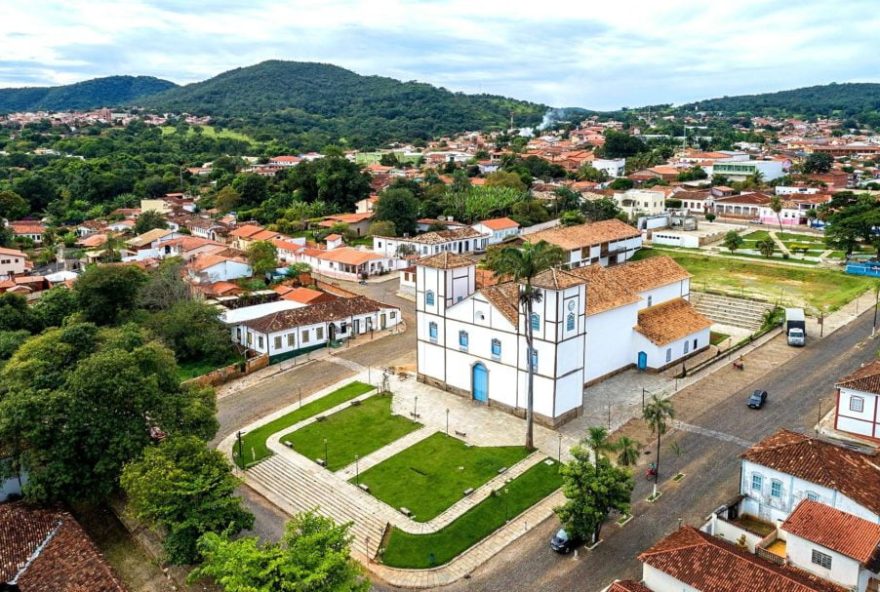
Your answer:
(390, 311), (396, 319)
(316, 327), (324, 340)
(665, 348), (672, 363)
(530, 348), (538, 370)
(247, 332), (253, 345)
(274, 336), (282, 350)
(850, 396), (865, 413)
(811, 549), (832, 569)
(288, 333), (295, 347)
(426, 290), (435, 306)
(647, 295), (653, 307)
(771, 480), (782, 498)
(530, 313), (540, 331)
(459, 331), (469, 349)
(257, 336), (264, 349)
(567, 312), (575, 331)
(693, 338), (698, 349)
(684, 340), (690, 354)
(302, 330), (310, 344)
(236, 327), (242, 340)
(751, 474), (763, 491)
(806, 491), (819, 501)
(491, 338), (501, 358)
(429, 322), (438, 342)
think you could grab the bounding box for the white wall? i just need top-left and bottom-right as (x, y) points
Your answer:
(785, 533), (862, 589)
(642, 564), (699, 592)
(632, 329), (709, 370)
(835, 387), (879, 440)
(585, 303), (638, 382)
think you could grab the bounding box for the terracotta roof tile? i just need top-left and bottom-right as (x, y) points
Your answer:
(713, 192), (774, 206)
(742, 429), (880, 515)
(567, 264), (640, 315)
(529, 267), (586, 291)
(602, 256), (691, 294)
(526, 219), (640, 251)
(0, 503), (128, 592)
(783, 500), (880, 565)
(481, 282), (519, 326)
(242, 296), (396, 334)
(635, 298), (712, 345)
(478, 217), (520, 231)
(836, 360), (880, 395)
(639, 526), (847, 592)
(229, 224), (264, 238)
(317, 247), (384, 266)
(417, 252), (476, 269)
(608, 581), (652, 592)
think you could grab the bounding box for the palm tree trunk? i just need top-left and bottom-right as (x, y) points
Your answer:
(525, 299), (535, 451)
(655, 432), (661, 483)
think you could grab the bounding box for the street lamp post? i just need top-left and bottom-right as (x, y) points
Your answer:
(446, 408), (450, 435)
(414, 395), (419, 417)
(355, 454), (360, 485)
(323, 438), (328, 467)
(557, 433), (562, 463)
(237, 430), (245, 469)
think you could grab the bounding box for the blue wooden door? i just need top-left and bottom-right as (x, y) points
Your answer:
(472, 363), (488, 403)
(637, 351), (648, 371)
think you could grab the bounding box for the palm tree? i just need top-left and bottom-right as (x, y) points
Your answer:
(615, 436), (640, 467)
(769, 195), (784, 233)
(585, 426), (614, 463)
(643, 395), (675, 484)
(756, 237), (776, 258)
(489, 240), (564, 450)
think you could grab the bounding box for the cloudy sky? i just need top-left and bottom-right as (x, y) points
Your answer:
(2, 0), (878, 110)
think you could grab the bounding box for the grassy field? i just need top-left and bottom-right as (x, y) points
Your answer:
(160, 124), (254, 143)
(380, 460), (563, 568)
(635, 248), (873, 311)
(233, 381), (374, 468)
(282, 395), (420, 471)
(354, 433), (529, 522)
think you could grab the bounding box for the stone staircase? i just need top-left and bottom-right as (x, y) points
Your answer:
(691, 292), (775, 331)
(246, 455), (389, 557)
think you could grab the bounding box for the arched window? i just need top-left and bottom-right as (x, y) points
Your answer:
(684, 340), (689, 354)
(428, 322), (438, 342)
(665, 348), (672, 363)
(459, 330), (469, 349)
(566, 312), (575, 331)
(425, 290), (435, 306)
(530, 313), (540, 331)
(491, 338), (501, 358)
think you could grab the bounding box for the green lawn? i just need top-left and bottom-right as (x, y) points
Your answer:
(160, 124), (254, 143)
(717, 251), (818, 265)
(176, 353), (239, 382)
(380, 460), (563, 568)
(282, 395), (420, 471)
(233, 381), (374, 468)
(635, 248), (873, 310)
(354, 433), (529, 522)
(709, 331), (730, 346)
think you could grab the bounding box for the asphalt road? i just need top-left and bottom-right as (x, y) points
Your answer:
(376, 309), (879, 592)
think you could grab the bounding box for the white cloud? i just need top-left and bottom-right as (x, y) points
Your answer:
(1, 0), (878, 108)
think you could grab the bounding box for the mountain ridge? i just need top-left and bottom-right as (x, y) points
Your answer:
(0, 75), (177, 113)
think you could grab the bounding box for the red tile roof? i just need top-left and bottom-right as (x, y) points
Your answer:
(478, 217), (520, 231)
(416, 252), (475, 270)
(836, 360), (880, 395)
(229, 224), (264, 239)
(525, 219), (640, 250)
(608, 581), (652, 592)
(242, 296), (396, 333)
(0, 503), (128, 592)
(742, 429), (880, 516)
(639, 526), (847, 592)
(783, 500), (880, 565)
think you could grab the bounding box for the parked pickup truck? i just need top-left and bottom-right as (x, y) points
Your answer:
(785, 308), (806, 347)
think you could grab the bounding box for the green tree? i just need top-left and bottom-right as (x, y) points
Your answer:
(0, 190), (29, 220)
(31, 287), (78, 328)
(755, 237), (776, 258)
(609, 178), (634, 190)
(802, 152), (833, 174)
(232, 173), (270, 207)
(553, 187), (582, 213)
(509, 200), (550, 227)
(581, 197), (622, 222)
(643, 395), (675, 484)
(0, 292), (40, 333)
(215, 185), (242, 214)
(485, 170), (527, 192)
(821, 193), (880, 256)
(554, 447), (634, 544)
(191, 511), (369, 592)
(246, 240), (278, 277)
(0, 323), (218, 503)
(374, 188), (419, 237)
(133, 209), (168, 234)
(121, 436), (254, 564)
(584, 426), (614, 462)
(368, 220), (396, 237)
(560, 210), (585, 226)
(147, 300), (235, 364)
(769, 195), (784, 232)
(600, 130), (646, 158)
(74, 264), (148, 325)
(487, 241), (564, 449)
(705, 212), (717, 222)
(0, 329), (30, 362)
(723, 230), (744, 253)
(576, 165), (608, 183)
(137, 258), (191, 311)
(615, 436), (640, 467)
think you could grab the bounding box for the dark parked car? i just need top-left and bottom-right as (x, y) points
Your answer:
(550, 528), (578, 553)
(747, 390), (768, 409)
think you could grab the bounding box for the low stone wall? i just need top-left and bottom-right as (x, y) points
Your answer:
(183, 353), (269, 388)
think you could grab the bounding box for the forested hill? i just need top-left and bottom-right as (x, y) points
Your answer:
(681, 82), (880, 121)
(139, 60), (548, 147)
(0, 76), (177, 113)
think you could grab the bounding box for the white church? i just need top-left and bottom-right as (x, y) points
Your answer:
(415, 252), (711, 426)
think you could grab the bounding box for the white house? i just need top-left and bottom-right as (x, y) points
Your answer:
(613, 188), (669, 218)
(188, 254), (253, 284)
(525, 219), (642, 268)
(471, 217), (520, 245)
(373, 227), (489, 258)
(0, 247), (29, 278)
(232, 296), (401, 363)
(592, 158), (626, 178)
(711, 158), (787, 182)
(834, 360), (880, 443)
(414, 252), (710, 426)
(739, 429), (880, 525)
(297, 244), (400, 280)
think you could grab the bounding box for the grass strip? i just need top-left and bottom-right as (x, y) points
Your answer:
(380, 460), (562, 568)
(233, 381), (373, 468)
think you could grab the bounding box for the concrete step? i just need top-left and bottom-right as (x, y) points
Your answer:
(691, 292), (774, 331)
